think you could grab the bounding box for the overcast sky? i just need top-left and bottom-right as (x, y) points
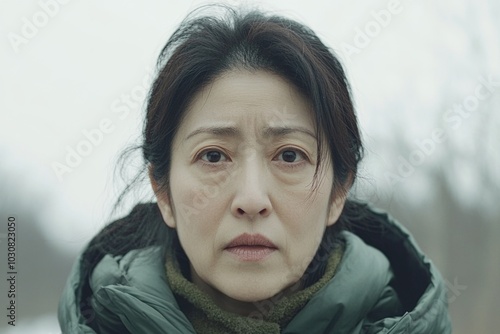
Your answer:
(1, 0), (499, 246)
(0, 1), (499, 331)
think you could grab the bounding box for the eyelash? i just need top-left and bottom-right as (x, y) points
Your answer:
(274, 148), (308, 169)
(196, 148), (230, 169)
(196, 147), (309, 170)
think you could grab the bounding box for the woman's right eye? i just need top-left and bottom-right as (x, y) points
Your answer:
(199, 150), (228, 163)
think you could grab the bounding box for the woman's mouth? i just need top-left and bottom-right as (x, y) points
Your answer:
(224, 233), (277, 261)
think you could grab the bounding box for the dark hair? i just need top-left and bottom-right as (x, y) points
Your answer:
(79, 4), (364, 325)
(146, 5), (361, 195)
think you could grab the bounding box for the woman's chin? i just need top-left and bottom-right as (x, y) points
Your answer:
(211, 270), (300, 304)
(227, 291), (274, 303)
(216, 281), (286, 304)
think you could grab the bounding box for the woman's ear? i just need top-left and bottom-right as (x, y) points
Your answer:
(327, 193), (346, 227)
(148, 166), (176, 228)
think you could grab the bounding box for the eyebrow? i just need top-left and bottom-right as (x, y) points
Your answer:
(185, 125), (316, 141)
(185, 126), (241, 140)
(262, 126), (316, 140)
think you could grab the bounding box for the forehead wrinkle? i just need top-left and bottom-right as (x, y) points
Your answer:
(185, 125), (241, 141)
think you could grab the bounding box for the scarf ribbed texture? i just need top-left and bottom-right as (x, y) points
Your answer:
(165, 245), (344, 334)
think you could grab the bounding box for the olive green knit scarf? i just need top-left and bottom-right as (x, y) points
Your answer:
(165, 245), (344, 334)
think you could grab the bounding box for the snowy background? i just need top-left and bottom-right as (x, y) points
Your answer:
(0, 0), (499, 333)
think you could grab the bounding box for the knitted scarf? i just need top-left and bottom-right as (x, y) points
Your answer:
(165, 245), (344, 334)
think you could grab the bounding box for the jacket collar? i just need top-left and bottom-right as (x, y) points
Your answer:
(58, 203), (452, 333)
(284, 231), (398, 333)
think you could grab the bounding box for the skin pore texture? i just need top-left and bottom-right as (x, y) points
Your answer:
(151, 69), (346, 316)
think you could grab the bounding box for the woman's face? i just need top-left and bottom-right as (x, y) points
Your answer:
(153, 69), (345, 308)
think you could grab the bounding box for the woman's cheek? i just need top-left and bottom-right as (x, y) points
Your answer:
(193, 171), (232, 206)
(279, 189), (329, 238)
(174, 180), (226, 228)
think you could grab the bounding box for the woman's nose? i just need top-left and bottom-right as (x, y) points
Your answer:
(230, 157), (272, 220)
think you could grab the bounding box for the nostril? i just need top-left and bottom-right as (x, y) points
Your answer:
(233, 206), (272, 220)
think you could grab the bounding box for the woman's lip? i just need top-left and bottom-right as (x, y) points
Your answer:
(224, 246), (276, 261)
(225, 233), (277, 248)
(224, 233), (277, 262)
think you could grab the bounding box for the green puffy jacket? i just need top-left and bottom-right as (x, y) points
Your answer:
(58, 204), (452, 333)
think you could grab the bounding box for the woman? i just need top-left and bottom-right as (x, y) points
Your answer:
(58, 5), (452, 333)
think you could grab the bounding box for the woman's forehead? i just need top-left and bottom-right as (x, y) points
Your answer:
(178, 70), (316, 137)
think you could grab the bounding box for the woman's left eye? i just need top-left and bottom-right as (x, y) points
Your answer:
(276, 149), (305, 163)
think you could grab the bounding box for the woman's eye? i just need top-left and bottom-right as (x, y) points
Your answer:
(277, 149), (304, 163)
(200, 150), (227, 163)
